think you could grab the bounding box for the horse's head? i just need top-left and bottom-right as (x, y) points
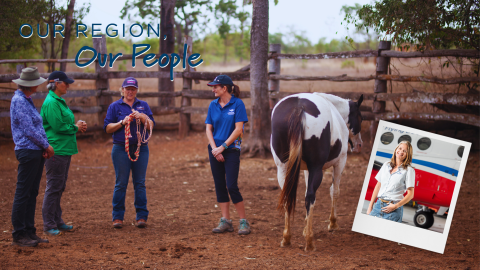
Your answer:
(347, 94), (364, 153)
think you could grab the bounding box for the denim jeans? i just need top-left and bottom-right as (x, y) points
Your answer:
(111, 144), (149, 221)
(42, 155), (71, 231)
(12, 149), (45, 240)
(208, 145), (243, 204)
(369, 199), (403, 223)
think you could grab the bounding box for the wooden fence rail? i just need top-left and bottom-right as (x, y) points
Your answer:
(271, 49), (480, 60)
(0, 38), (478, 139)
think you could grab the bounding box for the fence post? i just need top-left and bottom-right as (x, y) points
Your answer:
(16, 65), (24, 74)
(179, 36), (193, 139)
(93, 35), (111, 129)
(370, 41), (391, 144)
(268, 44), (281, 109)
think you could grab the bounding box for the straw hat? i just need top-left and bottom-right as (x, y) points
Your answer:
(12, 67), (47, 87)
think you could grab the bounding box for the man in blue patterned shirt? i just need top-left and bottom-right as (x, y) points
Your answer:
(10, 67), (54, 247)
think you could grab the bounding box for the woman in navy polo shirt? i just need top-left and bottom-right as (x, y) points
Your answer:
(104, 77), (155, 229)
(205, 75), (251, 235)
(367, 141), (415, 222)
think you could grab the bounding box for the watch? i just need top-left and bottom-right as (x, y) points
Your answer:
(222, 142), (228, 150)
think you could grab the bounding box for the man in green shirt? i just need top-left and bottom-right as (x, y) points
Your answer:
(40, 71), (87, 236)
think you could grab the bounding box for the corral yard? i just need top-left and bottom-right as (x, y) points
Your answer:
(0, 131), (478, 269)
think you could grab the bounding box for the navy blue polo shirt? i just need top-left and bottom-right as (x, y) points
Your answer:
(104, 97), (155, 145)
(205, 95), (248, 150)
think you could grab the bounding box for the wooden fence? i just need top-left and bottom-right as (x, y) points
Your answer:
(0, 36), (479, 139)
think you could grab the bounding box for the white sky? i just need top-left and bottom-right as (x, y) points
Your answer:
(77, 0), (374, 43)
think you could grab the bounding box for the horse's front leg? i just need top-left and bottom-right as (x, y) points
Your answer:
(328, 157), (346, 231)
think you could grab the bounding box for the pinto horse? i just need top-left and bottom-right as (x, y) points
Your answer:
(271, 93), (363, 251)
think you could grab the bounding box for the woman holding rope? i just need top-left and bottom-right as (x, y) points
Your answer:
(104, 77), (154, 228)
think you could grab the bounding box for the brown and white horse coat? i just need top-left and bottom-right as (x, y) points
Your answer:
(270, 93), (363, 251)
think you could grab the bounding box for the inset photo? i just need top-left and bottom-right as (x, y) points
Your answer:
(352, 121), (471, 254)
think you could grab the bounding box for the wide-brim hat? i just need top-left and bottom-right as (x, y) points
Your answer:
(12, 67), (47, 87)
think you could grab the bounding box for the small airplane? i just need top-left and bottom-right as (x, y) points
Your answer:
(365, 127), (463, 229)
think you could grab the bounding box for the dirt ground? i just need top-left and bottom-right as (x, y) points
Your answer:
(0, 130), (478, 269)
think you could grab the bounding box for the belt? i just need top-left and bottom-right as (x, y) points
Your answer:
(379, 198), (393, 204)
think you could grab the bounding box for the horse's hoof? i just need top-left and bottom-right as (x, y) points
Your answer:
(280, 239), (291, 247)
(328, 223), (339, 231)
(304, 244), (316, 252)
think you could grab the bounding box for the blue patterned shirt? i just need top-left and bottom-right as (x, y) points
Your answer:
(10, 90), (50, 151)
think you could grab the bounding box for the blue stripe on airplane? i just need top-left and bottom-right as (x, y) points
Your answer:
(376, 151), (458, 177)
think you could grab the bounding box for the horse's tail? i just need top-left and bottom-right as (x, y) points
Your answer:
(277, 106), (305, 216)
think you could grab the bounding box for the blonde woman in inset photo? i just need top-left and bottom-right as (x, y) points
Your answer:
(367, 141), (415, 222)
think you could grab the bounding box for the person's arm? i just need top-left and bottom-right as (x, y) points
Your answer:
(382, 187), (414, 213)
(106, 121), (125, 134)
(206, 124), (217, 148)
(104, 103), (125, 133)
(12, 100), (50, 150)
(42, 102), (78, 134)
(367, 181), (382, 215)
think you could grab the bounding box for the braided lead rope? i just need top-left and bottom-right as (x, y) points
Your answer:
(124, 112), (153, 162)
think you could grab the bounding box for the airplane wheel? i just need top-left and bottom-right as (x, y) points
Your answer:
(414, 211), (434, 229)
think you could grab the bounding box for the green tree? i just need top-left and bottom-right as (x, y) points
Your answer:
(38, 0), (89, 71)
(215, 0), (238, 63)
(121, 0), (212, 50)
(343, 0), (479, 50)
(0, 0), (46, 59)
(235, 9), (250, 63)
(340, 3), (377, 50)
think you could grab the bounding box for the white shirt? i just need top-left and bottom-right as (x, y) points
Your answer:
(375, 162), (415, 202)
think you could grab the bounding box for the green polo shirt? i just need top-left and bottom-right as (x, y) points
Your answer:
(40, 90), (79, 156)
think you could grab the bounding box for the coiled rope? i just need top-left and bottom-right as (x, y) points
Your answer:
(124, 111), (153, 162)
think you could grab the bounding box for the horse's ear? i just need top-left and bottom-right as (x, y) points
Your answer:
(357, 94), (364, 107)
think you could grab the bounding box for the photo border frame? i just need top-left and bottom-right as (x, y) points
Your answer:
(352, 120), (472, 254)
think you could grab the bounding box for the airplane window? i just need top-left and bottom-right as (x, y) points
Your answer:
(381, 132), (394, 145)
(417, 137), (431, 150)
(398, 135), (412, 144)
(457, 146), (464, 158)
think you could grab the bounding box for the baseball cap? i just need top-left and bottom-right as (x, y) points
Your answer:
(207, 75), (233, 86)
(122, 77), (138, 88)
(48, 71), (74, 84)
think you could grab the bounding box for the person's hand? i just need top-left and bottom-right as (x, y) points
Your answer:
(44, 145), (54, 159)
(215, 153), (225, 162)
(131, 110), (146, 121)
(121, 115), (132, 126)
(76, 120), (87, 132)
(211, 146), (225, 157)
(381, 203), (397, 213)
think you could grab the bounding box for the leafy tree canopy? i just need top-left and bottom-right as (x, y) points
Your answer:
(0, 0), (46, 53)
(343, 0), (479, 50)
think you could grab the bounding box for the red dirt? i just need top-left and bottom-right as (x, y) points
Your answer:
(0, 131), (478, 269)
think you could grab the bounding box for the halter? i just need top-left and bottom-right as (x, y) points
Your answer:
(124, 110), (153, 162)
